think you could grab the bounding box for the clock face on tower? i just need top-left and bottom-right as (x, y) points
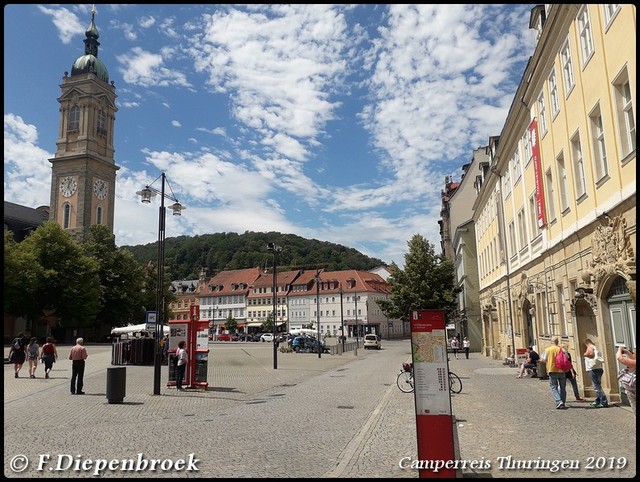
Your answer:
(59, 176), (78, 197)
(93, 178), (108, 200)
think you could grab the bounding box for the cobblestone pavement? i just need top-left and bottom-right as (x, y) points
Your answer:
(4, 341), (636, 478)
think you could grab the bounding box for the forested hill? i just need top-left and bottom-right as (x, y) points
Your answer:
(121, 231), (387, 280)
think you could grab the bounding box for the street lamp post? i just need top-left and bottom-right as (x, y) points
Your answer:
(315, 269), (322, 358)
(339, 286), (345, 353)
(354, 293), (359, 356)
(137, 173), (185, 395)
(267, 243), (282, 369)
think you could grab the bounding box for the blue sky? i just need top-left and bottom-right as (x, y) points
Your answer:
(4, 4), (535, 266)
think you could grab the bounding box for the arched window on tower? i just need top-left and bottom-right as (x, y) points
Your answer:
(68, 106), (80, 131)
(96, 206), (103, 225)
(63, 203), (72, 229)
(97, 109), (106, 136)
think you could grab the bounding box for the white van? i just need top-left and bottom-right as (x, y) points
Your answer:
(363, 334), (381, 350)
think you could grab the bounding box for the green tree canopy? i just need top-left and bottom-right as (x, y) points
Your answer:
(378, 234), (461, 322)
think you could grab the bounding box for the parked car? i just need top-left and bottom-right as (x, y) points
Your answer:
(238, 333), (253, 342)
(229, 333), (239, 341)
(217, 334), (231, 341)
(260, 333), (274, 342)
(292, 336), (328, 353)
(251, 333), (264, 342)
(363, 334), (381, 350)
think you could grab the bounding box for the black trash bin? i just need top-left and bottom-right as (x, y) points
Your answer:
(106, 366), (126, 404)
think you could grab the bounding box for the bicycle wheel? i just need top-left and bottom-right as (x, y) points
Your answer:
(397, 371), (414, 393)
(449, 371), (462, 394)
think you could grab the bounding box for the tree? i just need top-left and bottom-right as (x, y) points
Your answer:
(16, 221), (102, 333)
(261, 312), (275, 333)
(4, 229), (44, 318)
(223, 313), (238, 333)
(81, 225), (147, 336)
(378, 234), (461, 323)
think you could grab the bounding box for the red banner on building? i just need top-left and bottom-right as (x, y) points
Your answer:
(529, 118), (547, 228)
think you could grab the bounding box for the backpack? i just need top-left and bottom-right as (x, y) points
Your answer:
(555, 348), (572, 372)
(12, 338), (21, 351)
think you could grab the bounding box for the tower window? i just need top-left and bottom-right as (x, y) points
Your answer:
(96, 206), (103, 225)
(68, 106), (80, 131)
(63, 203), (72, 229)
(97, 109), (107, 136)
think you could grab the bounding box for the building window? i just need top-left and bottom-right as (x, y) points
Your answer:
(503, 168), (511, 197)
(96, 206), (103, 225)
(589, 105), (608, 182)
(508, 221), (517, 255)
(68, 106), (80, 131)
(512, 149), (522, 183)
(560, 40), (575, 95)
(528, 194), (540, 239)
(613, 73), (636, 157)
(97, 109), (106, 135)
(523, 131), (532, 165)
(548, 69), (560, 118)
(545, 168), (556, 222)
(577, 6), (594, 66)
(517, 209), (527, 251)
(557, 152), (569, 212)
(63, 203), (71, 229)
(537, 92), (548, 135)
(603, 4), (620, 28)
(571, 133), (587, 199)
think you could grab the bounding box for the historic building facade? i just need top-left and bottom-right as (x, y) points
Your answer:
(471, 4), (635, 403)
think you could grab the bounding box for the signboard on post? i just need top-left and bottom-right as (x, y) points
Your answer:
(411, 309), (456, 478)
(145, 311), (157, 332)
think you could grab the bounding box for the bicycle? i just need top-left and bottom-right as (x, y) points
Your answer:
(396, 362), (463, 394)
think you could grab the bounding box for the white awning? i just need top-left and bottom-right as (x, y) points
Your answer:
(246, 322), (263, 327)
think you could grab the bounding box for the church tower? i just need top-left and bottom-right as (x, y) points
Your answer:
(49, 6), (119, 242)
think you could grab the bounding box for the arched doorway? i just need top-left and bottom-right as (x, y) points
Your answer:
(522, 299), (535, 349)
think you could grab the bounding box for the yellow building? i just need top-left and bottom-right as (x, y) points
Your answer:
(474, 5), (635, 403)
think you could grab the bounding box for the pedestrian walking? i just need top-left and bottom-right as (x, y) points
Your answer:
(27, 337), (40, 378)
(562, 344), (584, 401)
(8, 332), (27, 378)
(463, 337), (471, 359)
(40, 336), (58, 379)
(583, 338), (608, 408)
(616, 345), (636, 416)
(68, 337), (88, 395)
(540, 338), (568, 409)
(450, 337), (460, 360)
(176, 340), (188, 391)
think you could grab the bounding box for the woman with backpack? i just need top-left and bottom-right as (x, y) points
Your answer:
(27, 337), (40, 378)
(8, 332), (27, 378)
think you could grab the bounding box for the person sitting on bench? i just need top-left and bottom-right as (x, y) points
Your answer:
(517, 346), (540, 378)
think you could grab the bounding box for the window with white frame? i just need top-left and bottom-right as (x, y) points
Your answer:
(508, 221), (517, 255)
(603, 4), (620, 29)
(589, 104), (608, 182)
(512, 149), (522, 183)
(537, 92), (548, 134)
(557, 152), (569, 212)
(523, 130), (532, 164)
(503, 169), (511, 197)
(517, 209), (527, 250)
(613, 72), (636, 156)
(560, 40), (575, 94)
(571, 133), (587, 199)
(548, 69), (560, 118)
(577, 6), (594, 66)
(528, 194), (540, 239)
(545, 168), (556, 222)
